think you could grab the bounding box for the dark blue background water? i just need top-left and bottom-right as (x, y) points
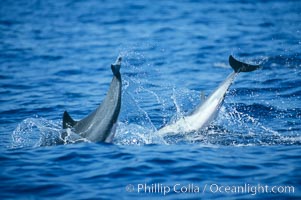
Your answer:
(1, 0), (300, 199)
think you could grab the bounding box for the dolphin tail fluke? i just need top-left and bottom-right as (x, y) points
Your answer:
(229, 55), (261, 73)
(111, 56), (122, 76)
(63, 111), (77, 129)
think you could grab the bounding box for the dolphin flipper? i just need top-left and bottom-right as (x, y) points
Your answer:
(229, 55), (261, 73)
(62, 111), (77, 129)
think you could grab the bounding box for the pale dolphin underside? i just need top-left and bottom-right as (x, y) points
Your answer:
(62, 56), (122, 143)
(158, 55), (261, 135)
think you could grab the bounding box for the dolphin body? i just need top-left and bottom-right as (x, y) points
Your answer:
(158, 55), (261, 135)
(62, 56), (122, 143)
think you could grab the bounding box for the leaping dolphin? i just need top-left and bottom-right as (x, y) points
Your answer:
(158, 55), (261, 135)
(62, 56), (122, 143)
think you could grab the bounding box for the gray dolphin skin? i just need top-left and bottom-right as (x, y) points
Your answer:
(158, 55), (261, 135)
(62, 56), (122, 143)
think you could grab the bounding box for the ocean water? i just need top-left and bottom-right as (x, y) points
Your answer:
(1, 0), (300, 199)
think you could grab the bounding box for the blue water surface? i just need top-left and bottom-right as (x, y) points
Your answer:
(1, 0), (300, 199)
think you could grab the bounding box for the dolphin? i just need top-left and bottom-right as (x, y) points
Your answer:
(158, 55), (261, 135)
(62, 56), (122, 143)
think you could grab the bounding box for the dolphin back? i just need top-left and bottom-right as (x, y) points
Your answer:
(62, 56), (122, 143)
(158, 55), (261, 135)
(229, 55), (261, 73)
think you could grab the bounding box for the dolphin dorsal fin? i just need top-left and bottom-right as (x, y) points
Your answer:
(229, 55), (261, 73)
(63, 111), (77, 129)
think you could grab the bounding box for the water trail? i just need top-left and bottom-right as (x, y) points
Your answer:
(11, 117), (89, 148)
(11, 117), (61, 148)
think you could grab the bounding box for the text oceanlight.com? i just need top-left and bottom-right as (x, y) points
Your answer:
(125, 183), (295, 196)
